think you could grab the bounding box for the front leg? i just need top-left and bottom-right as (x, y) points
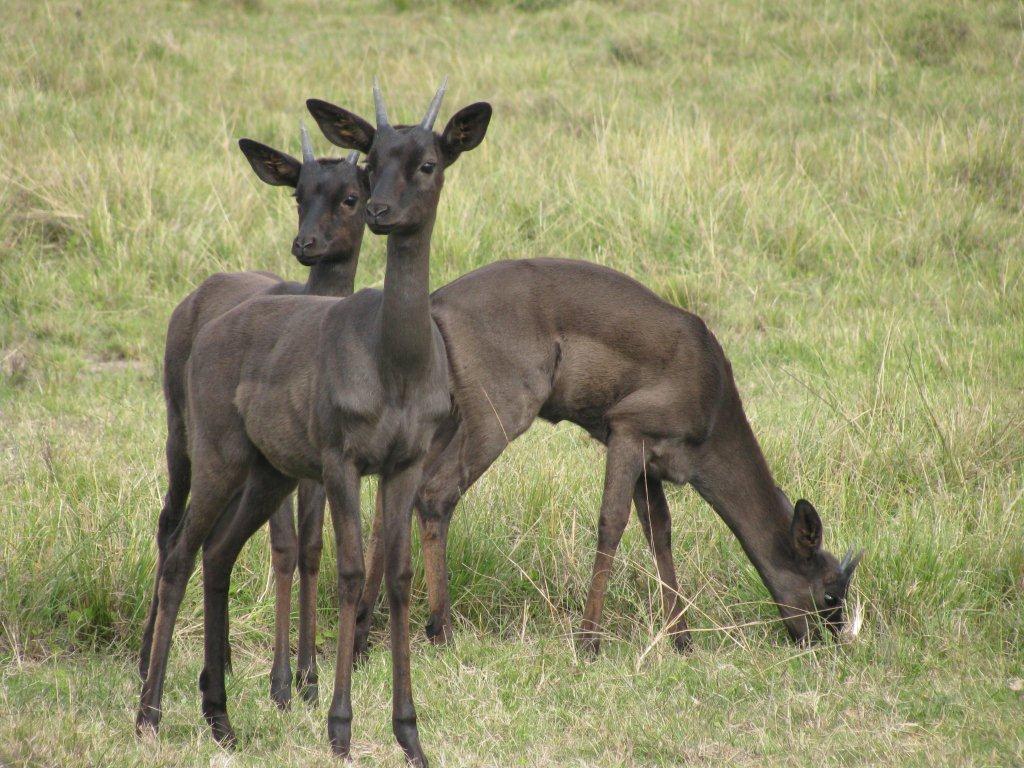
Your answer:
(382, 464), (429, 767)
(578, 432), (646, 657)
(322, 455), (364, 759)
(633, 476), (691, 653)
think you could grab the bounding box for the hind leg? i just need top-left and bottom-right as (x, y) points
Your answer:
(140, 409), (191, 682)
(136, 456), (245, 736)
(413, 415), (532, 647)
(202, 489), (243, 677)
(267, 494), (298, 708)
(295, 480), (325, 702)
(201, 458), (297, 745)
(353, 489), (383, 660)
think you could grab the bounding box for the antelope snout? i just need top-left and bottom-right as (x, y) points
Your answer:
(292, 236), (319, 264)
(365, 201), (390, 221)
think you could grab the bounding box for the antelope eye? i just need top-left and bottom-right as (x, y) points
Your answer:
(419, 161), (436, 174)
(342, 195), (358, 208)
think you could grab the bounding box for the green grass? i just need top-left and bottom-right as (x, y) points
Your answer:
(1, 0), (1023, 765)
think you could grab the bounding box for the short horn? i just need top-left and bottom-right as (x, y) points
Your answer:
(420, 75), (448, 130)
(346, 150), (360, 165)
(373, 76), (389, 128)
(300, 123), (315, 164)
(841, 547), (864, 576)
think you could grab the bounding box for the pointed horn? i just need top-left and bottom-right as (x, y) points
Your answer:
(840, 548), (853, 570)
(420, 75), (448, 130)
(346, 150), (360, 165)
(841, 547), (865, 576)
(373, 76), (389, 128)
(300, 123), (315, 164)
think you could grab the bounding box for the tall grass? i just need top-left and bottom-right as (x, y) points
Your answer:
(1, 0), (1022, 765)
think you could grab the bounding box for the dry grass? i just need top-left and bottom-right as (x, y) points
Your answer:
(1, 0), (1022, 765)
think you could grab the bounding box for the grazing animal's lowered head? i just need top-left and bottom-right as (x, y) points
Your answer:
(307, 77), (491, 235)
(238, 127), (368, 266)
(771, 492), (863, 644)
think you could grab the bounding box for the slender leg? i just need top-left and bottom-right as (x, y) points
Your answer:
(201, 461), (297, 745)
(633, 476), (691, 652)
(295, 480), (325, 703)
(381, 464), (429, 767)
(267, 494), (298, 708)
(139, 411), (190, 681)
(353, 488), (384, 660)
(414, 418), (529, 646)
(578, 433), (645, 657)
(415, 504), (452, 645)
(205, 490), (245, 677)
(136, 459), (242, 736)
(323, 455), (365, 759)
(201, 488), (245, 678)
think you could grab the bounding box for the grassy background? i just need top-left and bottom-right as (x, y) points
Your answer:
(2, 0), (1023, 765)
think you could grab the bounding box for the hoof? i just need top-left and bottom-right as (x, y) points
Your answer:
(296, 674), (318, 706)
(134, 709), (160, 738)
(671, 631), (694, 654)
(576, 632), (601, 659)
(394, 718), (428, 767)
(424, 616), (452, 646)
(270, 672), (292, 710)
(327, 715), (352, 758)
(206, 711), (237, 749)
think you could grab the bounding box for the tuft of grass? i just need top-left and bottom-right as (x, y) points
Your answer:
(1, 0), (1023, 765)
(893, 6), (973, 65)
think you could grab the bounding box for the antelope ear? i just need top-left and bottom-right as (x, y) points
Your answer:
(791, 499), (823, 558)
(440, 102), (491, 165)
(306, 99), (375, 153)
(238, 139), (301, 187)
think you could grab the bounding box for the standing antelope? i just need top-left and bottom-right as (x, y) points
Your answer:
(135, 79), (491, 768)
(138, 129), (367, 709)
(325, 258), (864, 655)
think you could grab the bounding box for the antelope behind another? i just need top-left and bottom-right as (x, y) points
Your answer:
(135, 79), (491, 768)
(138, 130), (367, 711)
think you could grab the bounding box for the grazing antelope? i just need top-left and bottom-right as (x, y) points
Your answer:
(330, 258), (864, 655)
(138, 129), (367, 709)
(135, 79), (490, 768)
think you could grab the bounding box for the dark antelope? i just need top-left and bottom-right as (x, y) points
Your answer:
(335, 258), (864, 654)
(138, 129), (367, 709)
(135, 79), (490, 768)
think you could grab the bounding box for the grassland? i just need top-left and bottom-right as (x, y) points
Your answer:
(1, 0), (1023, 765)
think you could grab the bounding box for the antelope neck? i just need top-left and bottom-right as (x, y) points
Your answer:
(380, 219), (436, 377)
(304, 255), (358, 297)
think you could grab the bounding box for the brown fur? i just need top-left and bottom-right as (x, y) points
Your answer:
(135, 90), (491, 768)
(138, 139), (367, 710)
(354, 258), (862, 652)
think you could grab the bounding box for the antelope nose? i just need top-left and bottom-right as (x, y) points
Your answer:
(366, 201), (390, 220)
(292, 236), (316, 255)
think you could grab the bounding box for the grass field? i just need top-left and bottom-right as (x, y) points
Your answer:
(2, 0), (1023, 765)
